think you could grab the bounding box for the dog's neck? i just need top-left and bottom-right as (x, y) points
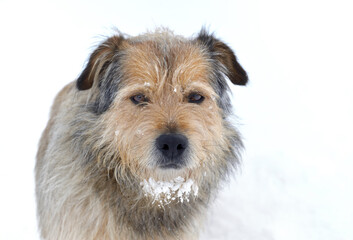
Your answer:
(88, 165), (209, 239)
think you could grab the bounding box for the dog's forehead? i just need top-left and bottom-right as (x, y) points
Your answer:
(121, 37), (212, 90)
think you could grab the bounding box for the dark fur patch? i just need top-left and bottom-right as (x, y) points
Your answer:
(90, 58), (124, 114)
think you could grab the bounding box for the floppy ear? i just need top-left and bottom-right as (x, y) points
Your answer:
(196, 30), (248, 86)
(77, 35), (125, 90)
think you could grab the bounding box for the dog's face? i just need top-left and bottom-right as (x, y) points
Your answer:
(75, 30), (247, 182)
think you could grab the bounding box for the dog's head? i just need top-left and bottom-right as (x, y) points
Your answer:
(74, 29), (247, 187)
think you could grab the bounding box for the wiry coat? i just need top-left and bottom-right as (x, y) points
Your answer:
(36, 29), (247, 240)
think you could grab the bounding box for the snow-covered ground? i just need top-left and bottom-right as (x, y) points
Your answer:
(0, 0), (352, 239)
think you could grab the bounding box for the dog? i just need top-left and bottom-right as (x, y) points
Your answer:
(35, 28), (248, 240)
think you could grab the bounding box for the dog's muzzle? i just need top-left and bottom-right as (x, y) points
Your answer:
(155, 133), (188, 169)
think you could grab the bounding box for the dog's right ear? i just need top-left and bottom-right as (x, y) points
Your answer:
(77, 35), (125, 90)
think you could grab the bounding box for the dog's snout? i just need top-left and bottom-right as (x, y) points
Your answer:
(156, 134), (188, 168)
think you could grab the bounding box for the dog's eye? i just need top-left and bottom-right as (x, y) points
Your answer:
(188, 93), (205, 104)
(130, 94), (148, 105)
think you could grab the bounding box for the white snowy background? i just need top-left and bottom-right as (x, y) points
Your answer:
(0, 0), (352, 239)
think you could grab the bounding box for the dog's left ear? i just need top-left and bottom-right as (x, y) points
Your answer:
(196, 30), (248, 86)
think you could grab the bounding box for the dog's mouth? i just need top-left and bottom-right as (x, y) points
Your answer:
(159, 163), (184, 169)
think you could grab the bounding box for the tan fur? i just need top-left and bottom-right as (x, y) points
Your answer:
(36, 29), (247, 240)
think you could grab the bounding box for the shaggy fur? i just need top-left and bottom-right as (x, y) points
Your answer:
(35, 28), (248, 240)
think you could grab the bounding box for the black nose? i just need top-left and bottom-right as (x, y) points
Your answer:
(155, 134), (188, 168)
